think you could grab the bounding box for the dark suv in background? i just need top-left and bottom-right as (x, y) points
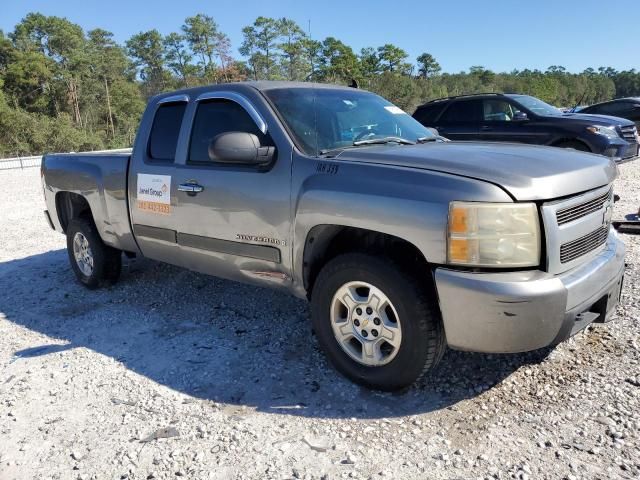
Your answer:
(413, 93), (639, 162)
(579, 97), (640, 129)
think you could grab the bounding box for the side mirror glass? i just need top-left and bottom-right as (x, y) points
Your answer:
(208, 132), (275, 165)
(513, 111), (529, 121)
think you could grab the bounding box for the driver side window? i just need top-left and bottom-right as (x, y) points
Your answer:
(188, 99), (274, 164)
(483, 100), (520, 122)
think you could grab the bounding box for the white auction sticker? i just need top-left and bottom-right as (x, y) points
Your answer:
(137, 174), (171, 215)
(384, 105), (407, 115)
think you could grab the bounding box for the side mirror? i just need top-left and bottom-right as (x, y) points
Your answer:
(513, 111), (529, 122)
(208, 132), (275, 165)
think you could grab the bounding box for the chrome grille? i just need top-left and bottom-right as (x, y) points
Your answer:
(560, 226), (609, 263)
(556, 188), (612, 225)
(620, 125), (638, 143)
(541, 184), (613, 274)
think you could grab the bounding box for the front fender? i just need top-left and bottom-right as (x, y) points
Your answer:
(290, 158), (513, 295)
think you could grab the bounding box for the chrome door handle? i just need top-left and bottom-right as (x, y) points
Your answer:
(178, 182), (204, 195)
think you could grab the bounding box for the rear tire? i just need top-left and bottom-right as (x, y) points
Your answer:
(555, 140), (590, 152)
(310, 253), (446, 391)
(66, 217), (121, 289)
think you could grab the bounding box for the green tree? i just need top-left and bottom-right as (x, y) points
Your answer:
(377, 44), (411, 75)
(598, 66), (618, 78)
(182, 14), (219, 81)
(611, 70), (640, 98)
(163, 32), (196, 86)
(11, 13), (89, 125)
(317, 37), (360, 82)
(126, 29), (167, 96)
(302, 38), (323, 80)
(359, 47), (381, 77)
(277, 18), (308, 81)
(416, 53), (441, 78)
(1, 35), (54, 113)
(546, 65), (567, 75)
(240, 16), (281, 80)
(87, 28), (144, 144)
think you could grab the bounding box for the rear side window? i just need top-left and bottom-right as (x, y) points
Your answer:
(148, 102), (187, 161)
(413, 102), (447, 125)
(440, 100), (482, 123)
(188, 99), (273, 163)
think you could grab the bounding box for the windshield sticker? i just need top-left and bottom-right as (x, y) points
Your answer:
(384, 105), (407, 115)
(137, 174), (171, 215)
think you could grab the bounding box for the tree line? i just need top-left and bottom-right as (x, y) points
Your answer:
(1, 12), (639, 157)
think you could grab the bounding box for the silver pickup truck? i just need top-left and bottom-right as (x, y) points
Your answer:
(41, 82), (625, 390)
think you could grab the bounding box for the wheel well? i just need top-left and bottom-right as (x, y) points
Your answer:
(303, 225), (433, 297)
(55, 192), (92, 233)
(550, 138), (591, 151)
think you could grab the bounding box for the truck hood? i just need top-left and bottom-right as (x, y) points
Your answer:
(335, 142), (617, 201)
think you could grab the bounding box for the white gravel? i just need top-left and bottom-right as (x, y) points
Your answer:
(0, 162), (639, 480)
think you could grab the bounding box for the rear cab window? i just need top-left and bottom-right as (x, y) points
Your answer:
(148, 102), (187, 161)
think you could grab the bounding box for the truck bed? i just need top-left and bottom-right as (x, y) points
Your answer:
(41, 151), (138, 253)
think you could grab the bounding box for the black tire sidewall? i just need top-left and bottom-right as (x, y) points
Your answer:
(311, 253), (440, 391)
(557, 141), (589, 152)
(66, 218), (110, 289)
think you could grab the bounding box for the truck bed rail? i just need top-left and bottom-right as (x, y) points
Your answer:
(0, 148), (132, 171)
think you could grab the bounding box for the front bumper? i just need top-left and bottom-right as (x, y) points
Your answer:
(434, 229), (625, 353)
(604, 140), (639, 162)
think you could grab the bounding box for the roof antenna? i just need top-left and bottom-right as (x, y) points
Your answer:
(349, 78), (359, 89)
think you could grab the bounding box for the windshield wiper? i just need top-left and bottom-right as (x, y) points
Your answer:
(352, 136), (416, 146)
(319, 136), (416, 157)
(417, 136), (438, 143)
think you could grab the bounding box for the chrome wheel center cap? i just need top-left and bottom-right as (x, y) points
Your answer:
(330, 281), (403, 367)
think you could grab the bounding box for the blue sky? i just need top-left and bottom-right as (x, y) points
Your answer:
(2, 0), (637, 73)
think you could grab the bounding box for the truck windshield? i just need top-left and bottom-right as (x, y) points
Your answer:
(264, 87), (436, 156)
(511, 95), (562, 116)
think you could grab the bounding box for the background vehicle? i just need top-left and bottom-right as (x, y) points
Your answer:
(580, 97), (640, 129)
(413, 93), (639, 161)
(41, 82), (625, 391)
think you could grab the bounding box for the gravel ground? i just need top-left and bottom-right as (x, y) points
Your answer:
(0, 162), (639, 480)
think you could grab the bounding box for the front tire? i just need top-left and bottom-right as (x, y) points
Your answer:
(66, 217), (122, 289)
(311, 253), (446, 391)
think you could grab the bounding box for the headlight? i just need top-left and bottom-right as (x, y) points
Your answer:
(586, 125), (619, 139)
(447, 202), (541, 267)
